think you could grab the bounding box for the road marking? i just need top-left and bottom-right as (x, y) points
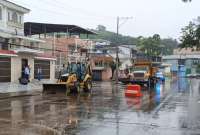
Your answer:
(151, 94), (173, 117)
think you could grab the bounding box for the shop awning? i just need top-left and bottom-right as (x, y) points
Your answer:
(0, 50), (17, 57)
(35, 54), (57, 61)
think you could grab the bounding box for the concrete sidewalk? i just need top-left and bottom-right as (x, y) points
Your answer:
(0, 80), (55, 94)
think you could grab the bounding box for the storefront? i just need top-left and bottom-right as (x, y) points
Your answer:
(0, 56), (11, 82)
(0, 50), (17, 82)
(0, 49), (56, 83)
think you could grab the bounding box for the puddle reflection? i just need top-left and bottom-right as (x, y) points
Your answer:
(0, 78), (196, 135)
(125, 81), (167, 113)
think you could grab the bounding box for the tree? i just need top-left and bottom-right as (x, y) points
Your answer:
(180, 19), (200, 51)
(86, 25), (178, 55)
(161, 38), (178, 55)
(137, 34), (163, 56)
(196, 25), (200, 49)
(97, 25), (106, 31)
(182, 0), (192, 2)
(152, 34), (161, 42)
(87, 25), (137, 45)
(137, 34), (178, 56)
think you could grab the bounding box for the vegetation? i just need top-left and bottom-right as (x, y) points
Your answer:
(137, 35), (178, 56)
(85, 25), (178, 56)
(86, 25), (138, 45)
(182, 0), (192, 2)
(180, 17), (200, 50)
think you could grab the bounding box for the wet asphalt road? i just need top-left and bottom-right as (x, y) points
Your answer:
(0, 77), (200, 135)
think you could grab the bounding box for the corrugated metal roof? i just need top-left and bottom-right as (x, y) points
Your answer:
(24, 22), (96, 36)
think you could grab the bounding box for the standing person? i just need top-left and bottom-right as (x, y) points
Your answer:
(37, 67), (42, 81)
(25, 65), (30, 82)
(110, 61), (116, 80)
(124, 64), (129, 77)
(22, 66), (26, 79)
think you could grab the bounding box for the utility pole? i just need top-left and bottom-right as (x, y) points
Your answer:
(115, 16), (133, 84)
(116, 17), (119, 84)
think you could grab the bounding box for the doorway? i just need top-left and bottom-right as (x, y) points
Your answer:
(22, 59), (28, 77)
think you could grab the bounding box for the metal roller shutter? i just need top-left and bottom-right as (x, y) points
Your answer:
(34, 60), (50, 79)
(92, 70), (102, 81)
(0, 57), (11, 82)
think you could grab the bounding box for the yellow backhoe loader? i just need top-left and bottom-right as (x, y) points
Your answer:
(43, 62), (92, 94)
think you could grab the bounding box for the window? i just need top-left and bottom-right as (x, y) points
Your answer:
(0, 38), (8, 50)
(0, 7), (2, 20)
(95, 61), (103, 67)
(30, 42), (34, 49)
(12, 12), (18, 23)
(19, 15), (22, 24)
(7, 12), (10, 21)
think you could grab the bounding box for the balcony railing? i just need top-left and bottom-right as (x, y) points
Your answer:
(7, 21), (23, 29)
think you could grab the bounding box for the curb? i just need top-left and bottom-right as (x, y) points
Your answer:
(0, 90), (42, 100)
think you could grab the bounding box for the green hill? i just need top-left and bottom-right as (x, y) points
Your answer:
(81, 25), (178, 55)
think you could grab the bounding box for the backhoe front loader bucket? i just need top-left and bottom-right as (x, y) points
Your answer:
(43, 83), (67, 94)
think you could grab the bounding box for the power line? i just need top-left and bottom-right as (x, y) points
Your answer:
(53, 0), (115, 19)
(10, 0), (114, 22)
(38, 0), (115, 20)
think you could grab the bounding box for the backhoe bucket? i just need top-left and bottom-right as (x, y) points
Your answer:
(43, 83), (67, 94)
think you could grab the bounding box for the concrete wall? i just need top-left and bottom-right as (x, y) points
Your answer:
(163, 59), (178, 72)
(11, 56), (21, 82)
(102, 68), (112, 81)
(50, 60), (55, 82)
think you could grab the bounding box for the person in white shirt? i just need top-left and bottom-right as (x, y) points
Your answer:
(24, 65), (30, 82)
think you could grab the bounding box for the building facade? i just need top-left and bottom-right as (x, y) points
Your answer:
(163, 48), (200, 75)
(0, 0), (28, 37)
(0, 0), (56, 83)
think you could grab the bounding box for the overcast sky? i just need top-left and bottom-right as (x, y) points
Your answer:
(10, 0), (200, 39)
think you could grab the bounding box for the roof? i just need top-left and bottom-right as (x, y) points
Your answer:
(163, 54), (200, 60)
(120, 45), (137, 50)
(0, 0), (30, 13)
(24, 22), (96, 36)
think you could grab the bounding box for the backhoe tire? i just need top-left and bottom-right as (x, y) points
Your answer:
(66, 83), (79, 95)
(84, 79), (92, 93)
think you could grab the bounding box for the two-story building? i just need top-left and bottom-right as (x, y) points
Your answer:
(0, 0), (56, 83)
